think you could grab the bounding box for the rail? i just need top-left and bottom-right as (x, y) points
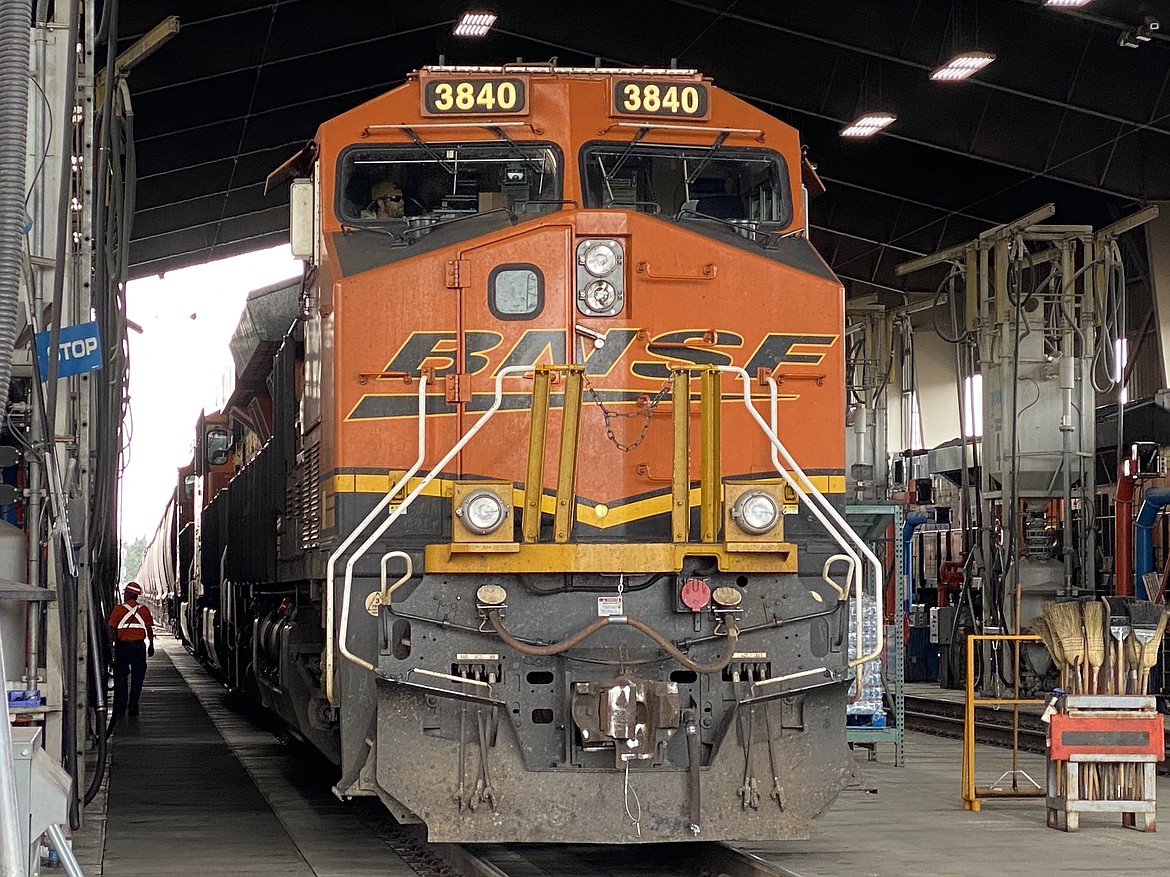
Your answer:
(717, 366), (882, 680)
(331, 366), (532, 696)
(337, 551), (412, 673)
(333, 364), (865, 697)
(325, 374), (427, 705)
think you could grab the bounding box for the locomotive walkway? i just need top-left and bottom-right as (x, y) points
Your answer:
(74, 638), (413, 876)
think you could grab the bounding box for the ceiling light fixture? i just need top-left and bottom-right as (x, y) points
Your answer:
(454, 12), (497, 37)
(1044, 0), (1094, 7)
(930, 51), (995, 81)
(840, 113), (896, 138)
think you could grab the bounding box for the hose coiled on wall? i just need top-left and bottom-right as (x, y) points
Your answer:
(0, 0), (32, 415)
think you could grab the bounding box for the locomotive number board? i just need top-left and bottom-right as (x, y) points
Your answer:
(421, 76), (529, 116)
(611, 79), (710, 120)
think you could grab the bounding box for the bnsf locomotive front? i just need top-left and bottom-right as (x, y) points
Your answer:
(155, 66), (878, 844)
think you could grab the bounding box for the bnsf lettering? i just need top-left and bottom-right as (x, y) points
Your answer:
(496, 330), (566, 372)
(351, 329), (836, 420)
(631, 330), (743, 380)
(382, 331), (503, 377)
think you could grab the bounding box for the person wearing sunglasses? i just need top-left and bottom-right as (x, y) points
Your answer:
(369, 179), (405, 219)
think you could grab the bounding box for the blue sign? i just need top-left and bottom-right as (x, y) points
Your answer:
(35, 321), (103, 379)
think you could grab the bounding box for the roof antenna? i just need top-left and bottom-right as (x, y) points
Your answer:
(438, 53), (446, 65)
(670, 57), (678, 68)
(594, 56), (601, 68)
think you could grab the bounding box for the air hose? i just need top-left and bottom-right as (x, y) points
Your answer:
(484, 608), (740, 675)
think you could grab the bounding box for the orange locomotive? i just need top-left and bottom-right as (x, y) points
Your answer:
(145, 65), (876, 843)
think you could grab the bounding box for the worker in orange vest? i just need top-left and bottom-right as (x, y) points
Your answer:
(107, 581), (155, 720)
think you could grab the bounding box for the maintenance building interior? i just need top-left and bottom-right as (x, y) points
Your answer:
(4, 1), (1170, 875)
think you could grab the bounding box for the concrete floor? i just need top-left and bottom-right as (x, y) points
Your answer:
(75, 638), (412, 876)
(750, 732), (1170, 876)
(72, 638), (1170, 876)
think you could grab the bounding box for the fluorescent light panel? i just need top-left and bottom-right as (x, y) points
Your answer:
(454, 12), (497, 36)
(840, 113), (896, 138)
(1044, 0), (1094, 7)
(930, 51), (995, 81)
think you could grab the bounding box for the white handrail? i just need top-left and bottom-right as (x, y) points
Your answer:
(338, 551), (412, 673)
(759, 370), (872, 668)
(332, 366), (532, 698)
(719, 366), (885, 666)
(380, 551), (414, 600)
(325, 375), (428, 704)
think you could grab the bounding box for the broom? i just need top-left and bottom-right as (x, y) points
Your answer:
(1105, 596), (1133, 696)
(1037, 607), (1069, 690)
(1082, 600), (1106, 695)
(1127, 603), (1165, 696)
(1045, 601), (1085, 695)
(1136, 607), (1169, 696)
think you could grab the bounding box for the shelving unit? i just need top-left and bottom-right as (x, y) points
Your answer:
(2, 578), (55, 726)
(844, 503), (905, 766)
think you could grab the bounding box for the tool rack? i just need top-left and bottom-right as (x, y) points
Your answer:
(1045, 694), (1164, 832)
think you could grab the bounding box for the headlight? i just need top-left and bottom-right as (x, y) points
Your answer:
(458, 489), (509, 535)
(576, 239), (625, 317)
(582, 280), (618, 313)
(582, 242), (618, 277)
(731, 490), (780, 535)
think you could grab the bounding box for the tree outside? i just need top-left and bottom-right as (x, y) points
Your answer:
(120, 536), (149, 585)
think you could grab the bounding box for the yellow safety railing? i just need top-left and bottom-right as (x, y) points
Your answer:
(962, 632), (1046, 811)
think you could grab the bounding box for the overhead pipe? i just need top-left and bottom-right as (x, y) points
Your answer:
(1115, 459), (1136, 597)
(1134, 487), (1170, 600)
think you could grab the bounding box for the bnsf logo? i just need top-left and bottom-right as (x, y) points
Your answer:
(348, 328), (836, 420)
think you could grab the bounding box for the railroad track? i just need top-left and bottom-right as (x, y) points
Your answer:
(436, 840), (796, 877)
(903, 694), (1170, 775)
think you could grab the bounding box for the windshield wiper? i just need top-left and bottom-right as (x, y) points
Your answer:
(400, 126), (456, 174)
(488, 126), (547, 178)
(685, 131), (731, 185)
(603, 127), (648, 181)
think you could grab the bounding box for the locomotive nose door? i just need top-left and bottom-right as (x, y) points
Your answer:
(454, 224), (574, 486)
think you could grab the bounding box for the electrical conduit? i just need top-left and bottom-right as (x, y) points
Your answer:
(1134, 487), (1170, 599)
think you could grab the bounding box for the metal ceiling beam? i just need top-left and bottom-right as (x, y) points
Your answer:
(483, 24), (1153, 200)
(736, 88), (1146, 200)
(1005, 0), (1170, 46)
(118, 0), (301, 43)
(661, 0), (1170, 136)
(136, 139), (307, 183)
(129, 19), (452, 97)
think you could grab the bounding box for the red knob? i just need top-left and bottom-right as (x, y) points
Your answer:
(680, 578), (711, 612)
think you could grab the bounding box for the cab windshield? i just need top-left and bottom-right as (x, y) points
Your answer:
(579, 141), (791, 228)
(336, 141), (563, 228)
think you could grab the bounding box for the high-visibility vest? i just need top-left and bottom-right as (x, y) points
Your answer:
(113, 602), (150, 641)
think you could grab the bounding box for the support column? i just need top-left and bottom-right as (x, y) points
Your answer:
(1146, 203), (1170, 388)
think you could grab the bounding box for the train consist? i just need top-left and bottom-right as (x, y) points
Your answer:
(139, 65), (878, 843)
